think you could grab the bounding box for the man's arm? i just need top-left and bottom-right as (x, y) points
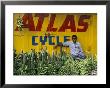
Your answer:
(54, 43), (63, 49)
(54, 42), (70, 49)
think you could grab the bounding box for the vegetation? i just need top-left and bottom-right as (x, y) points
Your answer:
(13, 49), (97, 75)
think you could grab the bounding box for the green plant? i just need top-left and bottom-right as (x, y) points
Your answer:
(13, 49), (97, 75)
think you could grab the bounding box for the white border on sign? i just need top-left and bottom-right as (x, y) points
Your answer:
(5, 5), (106, 84)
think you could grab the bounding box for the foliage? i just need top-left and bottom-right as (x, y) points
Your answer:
(13, 49), (97, 75)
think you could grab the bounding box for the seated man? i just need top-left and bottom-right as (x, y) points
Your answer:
(55, 35), (86, 59)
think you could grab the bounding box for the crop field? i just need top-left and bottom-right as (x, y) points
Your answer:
(13, 49), (97, 75)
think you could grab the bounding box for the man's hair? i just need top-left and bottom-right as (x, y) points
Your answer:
(72, 35), (77, 39)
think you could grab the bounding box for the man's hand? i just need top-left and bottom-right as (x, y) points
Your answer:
(57, 42), (63, 46)
(53, 43), (63, 49)
(53, 45), (57, 49)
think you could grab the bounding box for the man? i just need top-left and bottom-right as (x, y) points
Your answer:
(55, 35), (86, 59)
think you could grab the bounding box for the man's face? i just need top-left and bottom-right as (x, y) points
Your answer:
(72, 37), (77, 43)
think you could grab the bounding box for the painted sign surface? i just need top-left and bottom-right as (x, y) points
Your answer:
(14, 13), (97, 55)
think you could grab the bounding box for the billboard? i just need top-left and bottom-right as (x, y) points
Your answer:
(14, 13), (97, 55)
